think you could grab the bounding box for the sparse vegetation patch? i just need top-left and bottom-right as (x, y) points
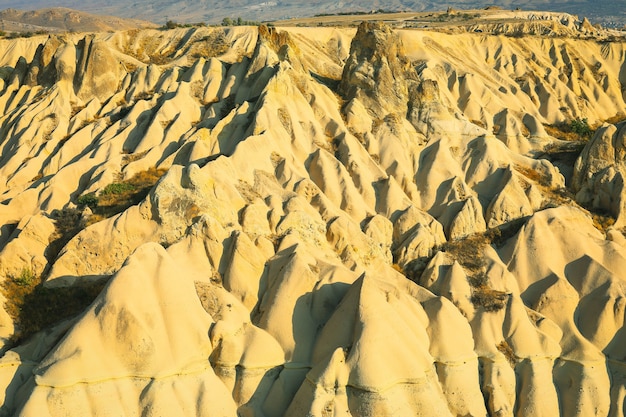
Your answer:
(161, 20), (207, 30)
(440, 229), (514, 312)
(77, 167), (167, 225)
(4, 30), (49, 39)
(2, 268), (107, 344)
(76, 194), (98, 208)
(435, 11), (480, 22)
(545, 117), (594, 141)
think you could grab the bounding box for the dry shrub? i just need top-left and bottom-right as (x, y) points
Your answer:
(486, 217), (528, 248)
(441, 233), (489, 273)
(48, 208), (84, 261)
(441, 229), (518, 312)
(121, 150), (149, 168)
(520, 123), (530, 137)
(470, 119), (486, 129)
(70, 105), (86, 117)
(497, 340), (517, 367)
(471, 287), (509, 312)
(98, 167), (166, 211)
(591, 211), (616, 232)
(135, 91), (155, 101)
(402, 257), (433, 282)
(2, 269), (38, 330)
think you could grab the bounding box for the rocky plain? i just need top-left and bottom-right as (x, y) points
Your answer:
(0, 8), (625, 417)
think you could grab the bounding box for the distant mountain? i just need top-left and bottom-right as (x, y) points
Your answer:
(0, 0), (623, 26)
(0, 7), (155, 33)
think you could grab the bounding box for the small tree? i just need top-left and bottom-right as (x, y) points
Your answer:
(164, 20), (179, 29)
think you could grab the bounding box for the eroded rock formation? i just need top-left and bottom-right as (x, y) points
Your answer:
(0, 17), (624, 417)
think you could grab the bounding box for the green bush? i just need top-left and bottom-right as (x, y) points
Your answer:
(571, 117), (592, 138)
(77, 193), (98, 208)
(12, 269), (36, 287)
(101, 182), (136, 196)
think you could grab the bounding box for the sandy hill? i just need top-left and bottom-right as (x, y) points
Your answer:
(0, 7), (156, 33)
(0, 11), (624, 417)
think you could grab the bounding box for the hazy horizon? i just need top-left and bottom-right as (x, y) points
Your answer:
(0, 0), (623, 25)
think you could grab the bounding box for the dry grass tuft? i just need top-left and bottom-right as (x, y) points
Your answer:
(121, 150), (149, 168)
(544, 123), (583, 142)
(603, 113), (626, 125)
